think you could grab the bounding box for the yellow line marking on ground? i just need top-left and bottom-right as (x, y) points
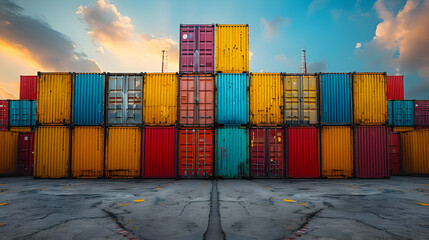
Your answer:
(283, 199), (294, 202)
(266, 187), (273, 190)
(419, 184), (429, 186)
(0, 203), (8, 206)
(118, 203), (129, 206)
(60, 188), (71, 190)
(418, 203), (429, 206)
(134, 199), (145, 203)
(39, 189), (47, 191)
(420, 223), (428, 226)
(287, 228), (293, 230)
(298, 203), (308, 206)
(155, 187), (162, 190)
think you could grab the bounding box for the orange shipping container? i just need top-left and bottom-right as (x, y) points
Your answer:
(321, 126), (353, 178)
(72, 126), (104, 178)
(400, 130), (429, 176)
(0, 131), (19, 175)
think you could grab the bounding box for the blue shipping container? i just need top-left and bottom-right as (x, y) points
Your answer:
(31, 101), (36, 126)
(388, 100), (414, 126)
(9, 100), (32, 126)
(216, 73), (249, 124)
(73, 73), (105, 125)
(320, 73), (352, 125)
(216, 127), (249, 178)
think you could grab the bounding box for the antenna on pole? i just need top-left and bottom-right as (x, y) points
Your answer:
(161, 49), (168, 73)
(301, 48), (307, 74)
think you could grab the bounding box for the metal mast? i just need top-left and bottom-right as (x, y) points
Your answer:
(162, 49), (168, 73)
(301, 49), (307, 74)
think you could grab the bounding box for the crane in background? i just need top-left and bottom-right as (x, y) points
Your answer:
(301, 48), (307, 74)
(161, 49), (168, 73)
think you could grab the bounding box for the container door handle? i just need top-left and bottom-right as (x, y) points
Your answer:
(221, 147), (223, 169)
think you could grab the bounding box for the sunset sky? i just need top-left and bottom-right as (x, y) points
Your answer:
(0, 0), (428, 99)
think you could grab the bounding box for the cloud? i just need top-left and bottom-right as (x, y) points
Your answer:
(308, 0), (330, 15)
(249, 51), (253, 61)
(355, 42), (362, 49)
(261, 17), (290, 39)
(0, 84), (17, 99)
(96, 47), (104, 54)
(308, 59), (328, 73)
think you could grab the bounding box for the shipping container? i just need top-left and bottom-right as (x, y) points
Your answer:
(249, 73), (283, 126)
(106, 74), (143, 125)
(179, 74), (214, 125)
(18, 133), (34, 176)
(321, 126), (353, 178)
(387, 75), (404, 100)
(9, 127), (32, 133)
(388, 132), (401, 175)
(31, 101), (36, 126)
(0, 100), (8, 131)
(216, 127), (249, 178)
(143, 73), (178, 125)
(34, 126), (70, 178)
(9, 100), (31, 126)
(142, 127), (176, 178)
(216, 73), (249, 124)
(178, 128), (213, 178)
(73, 73), (105, 125)
(215, 24), (249, 73)
(286, 127), (319, 178)
(401, 130), (429, 176)
(393, 127), (415, 132)
(284, 74), (318, 125)
(72, 126), (104, 178)
(0, 131), (18, 175)
(388, 100), (414, 126)
(353, 73), (387, 125)
(20, 75), (37, 100)
(414, 100), (429, 126)
(249, 128), (284, 178)
(320, 73), (352, 125)
(415, 126), (429, 130)
(180, 24), (215, 73)
(354, 126), (388, 178)
(105, 127), (141, 178)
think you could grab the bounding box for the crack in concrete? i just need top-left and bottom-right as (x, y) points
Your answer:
(285, 209), (323, 240)
(203, 180), (225, 240)
(102, 209), (141, 240)
(179, 202), (192, 216)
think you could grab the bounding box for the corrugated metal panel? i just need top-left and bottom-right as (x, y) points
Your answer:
(355, 126), (388, 178)
(0, 131), (18, 175)
(321, 126), (353, 178)
(320, 73), (352, 125)
(216, 73), (249, 124)
(0, 100), (9, 131)
(353, 73), (387, 125)
(216, 127), (249, 178)
(9, 100), (32, 126)
(393, 127), (415, 132)
(215, 24), (249, 73)
(250, 73), (283, 125)
(72, 126), (104, 178)
(388, 100), (414, 126)
(180, 25), (215, 73)
(31, 101), (36, 126)
(73, 73), (105, 125)
(37, 73), (72, 124)
(18, 133), (34, 176)
(416, 126), (429, 130)
(387, 75), (404, 100)
(388, 132), (401, 175)
(287, 127), (319, 178)
(107, 74), (143, 124)
(34, 126), (70, 178)
(143, 73), (178, 125)
(179, 74), (214, 125)
(142, 127), (176, 178)
(20, 75), (37, 100)
(178, 128), (213, 178)
(284, 74), (318, 125)
(414, 100), (429, 126)
(401, 130), (429, 175)
(106, 127), (141, 178)
(9, 127), (32, 133)
(249, 128), (284, 178)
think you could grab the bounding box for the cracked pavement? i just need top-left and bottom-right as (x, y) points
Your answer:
(0, 177), (428, 239)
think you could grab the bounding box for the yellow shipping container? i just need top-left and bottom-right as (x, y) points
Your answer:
(0, 131), (18, 175)
(37, 72), (72, 124)
(34, 126), (70, 178)
(143, 73), (178, 125)
(72, 126), (104, 178)
(393, 127), (414, 132)
(401, 130), (429, 175)
(105, 127), (141, 178)
(321, 126), (353, 178)
(353, 73), (387, 125)
(250, 73), (283, 125)
(215, 24), (249, 73)
(9, 127), (32, 133)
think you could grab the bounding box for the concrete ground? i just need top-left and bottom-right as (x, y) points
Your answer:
(0, 177), (428, 240)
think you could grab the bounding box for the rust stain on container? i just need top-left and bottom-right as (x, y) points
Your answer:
(72, 126), (104, 178)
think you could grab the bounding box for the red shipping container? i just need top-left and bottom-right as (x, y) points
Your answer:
(142, 127), (176, 178)
(178, 128), (213, 178)
(388, 132), (400, 175)
(179, 25), (215, 73)
(387, 75), (404, 100)
(250, 128), (284, 178)
(0, 100), (8, 131)
(415, 100), (429, 126)
(355, 126), (389, 178)
(18, 132), (35, 176)
(286, 127), (319, 178)
(20, 76), (37, 100)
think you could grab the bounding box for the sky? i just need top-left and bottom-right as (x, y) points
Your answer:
(0, 0), (428, 99)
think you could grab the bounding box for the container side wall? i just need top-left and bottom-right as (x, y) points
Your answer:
(215, 25), (249, 73)
(320, 73), (352, 125)
(20, 76), (37, 100)
(401, 130), (429, 175)
(0, 131), (19, 175)
(0, 100), (9, 130)
(216, 73), (249, 124)
(143, 127), (176, 178)
(388, 132), (401, 175)
(287, 127), (319, 178)
(321, 126), (353, 178)
(74, 73), (105, 125)
(216, 127), (249, 178)
(180, 25), (215, 73)
(414, 100), (429, 126)
(387, 75), (404, 100)
(72, 126), (104, 178)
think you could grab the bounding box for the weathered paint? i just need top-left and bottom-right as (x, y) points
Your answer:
(216, 73), (249, 124)
(388, 132), (401, 175)
(73, 73), (105, 125)
(34, 126), (70, 178)
(321, 126), (353, 178)
(320, 73), (352, 125)
(9, 100), (32, 126)
(401, 130), (429, 176)
(387, 75), (404, 100)
(216, 127), (249, 178)
(393, 127), (415, 132)
(286, 127), (319, 178)
(18, 133), (34, 176)
(215, 24), (249, 73)
(250, 73), (283, 125)
(143, 73), (178, 125)
(0, 100), (9, 131)
(20, 75), (37, 100)
(0, 131), (18, 175)
(414, 100), (429, 126)
(72, 126), (104, 178)
(388, 100), (414, 126)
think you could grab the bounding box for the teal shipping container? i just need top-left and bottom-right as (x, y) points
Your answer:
(9, 100), (34, 126)
(216, 73), (249, 124)
(388, 100), (414, 126)
(216, 127), (249, 178)
(320, 73), (352, 125)
(73, 73), (105, 125)
(31, 101), (36, 126)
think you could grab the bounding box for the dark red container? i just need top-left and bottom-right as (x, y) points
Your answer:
(19, 132), (35, 176)
(178, 128), (213, 178)
(355, 126), (389, 178)
(388, 132), (400, 175)
(142, 127), (176, 178)
(414, 100), (429, 126)
(387, 75), (404, 100)
(179, 24), (214, 73)
(416, 126), (429, 130)
(250, 128), (284, 178)
(20, 76), (37, 100)
(286, 127), (319, 178)
(0, 100), (9, 131)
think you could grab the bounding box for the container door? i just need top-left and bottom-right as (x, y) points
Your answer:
(284, 76), (299, 124)
(405, 101), (414, 126)
(196, 129), (213, 177)
(126, 76), (143, 124)
(198, 75), (214, 125)
(268, 129), (284, 177)
(107, 76), (125, 124)
(250, 129), (266, 177)
(300, 75), (318, 125)
(9, 101), (19, 126)
(179, 129), (196, 177)
(19, 133), (30, 175)
(31, 101), (36, 126)
(180, 26), (197, 72)
(179, 76), (196, 124)
(388, 132), (400, 175)
(21, 101), (31, 126)
(198, 26), (214, 73)
(216, 128), (248, 178)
